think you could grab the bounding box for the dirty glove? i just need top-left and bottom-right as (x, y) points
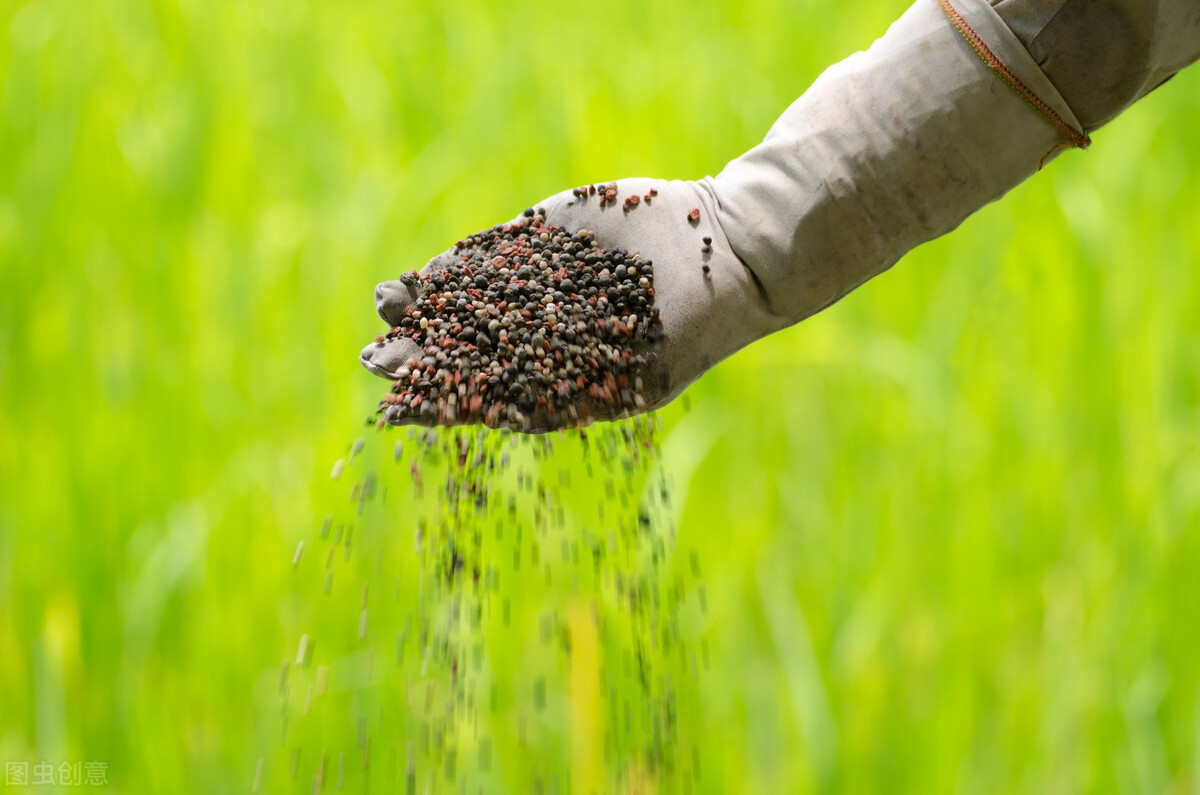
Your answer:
(360, 176), (785, 430)
(360, 0), (1177, 430)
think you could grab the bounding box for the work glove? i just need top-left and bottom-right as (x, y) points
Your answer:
(360, 177), (786, 431)
(361, 0), (1092, 431)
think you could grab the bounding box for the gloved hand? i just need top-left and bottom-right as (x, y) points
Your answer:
(360, 178), (787, 430)
(362, 0), (1093, 431)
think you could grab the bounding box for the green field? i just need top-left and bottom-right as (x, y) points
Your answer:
(3, 0), (1200, 792)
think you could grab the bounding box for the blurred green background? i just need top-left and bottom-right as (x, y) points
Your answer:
(3, 0), (1200, 791)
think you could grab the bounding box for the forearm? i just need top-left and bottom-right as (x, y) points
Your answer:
(711, 0), (1197, 325)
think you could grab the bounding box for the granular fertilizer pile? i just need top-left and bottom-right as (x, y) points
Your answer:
(373, 206), (662, 431)
(264, 422), (711, 793)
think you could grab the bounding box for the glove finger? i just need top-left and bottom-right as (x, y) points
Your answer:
(375, 280), (420, 326)
(382, 401), (435, 428)
(376, 248), (459, 325)
(360, 336), (421, 380)
(381, 396), (478, 428)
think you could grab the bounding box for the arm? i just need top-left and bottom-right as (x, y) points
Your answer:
(362, 0), (1200, 432)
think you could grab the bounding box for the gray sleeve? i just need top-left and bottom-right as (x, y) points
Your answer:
(710, 0), (1199, 327)
(989, 0), (1200, 130)
(711, 0), (1084, 323)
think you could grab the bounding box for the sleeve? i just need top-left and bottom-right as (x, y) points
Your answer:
(989, 0), (1200, 131)
(711, 0), (1091, 324)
